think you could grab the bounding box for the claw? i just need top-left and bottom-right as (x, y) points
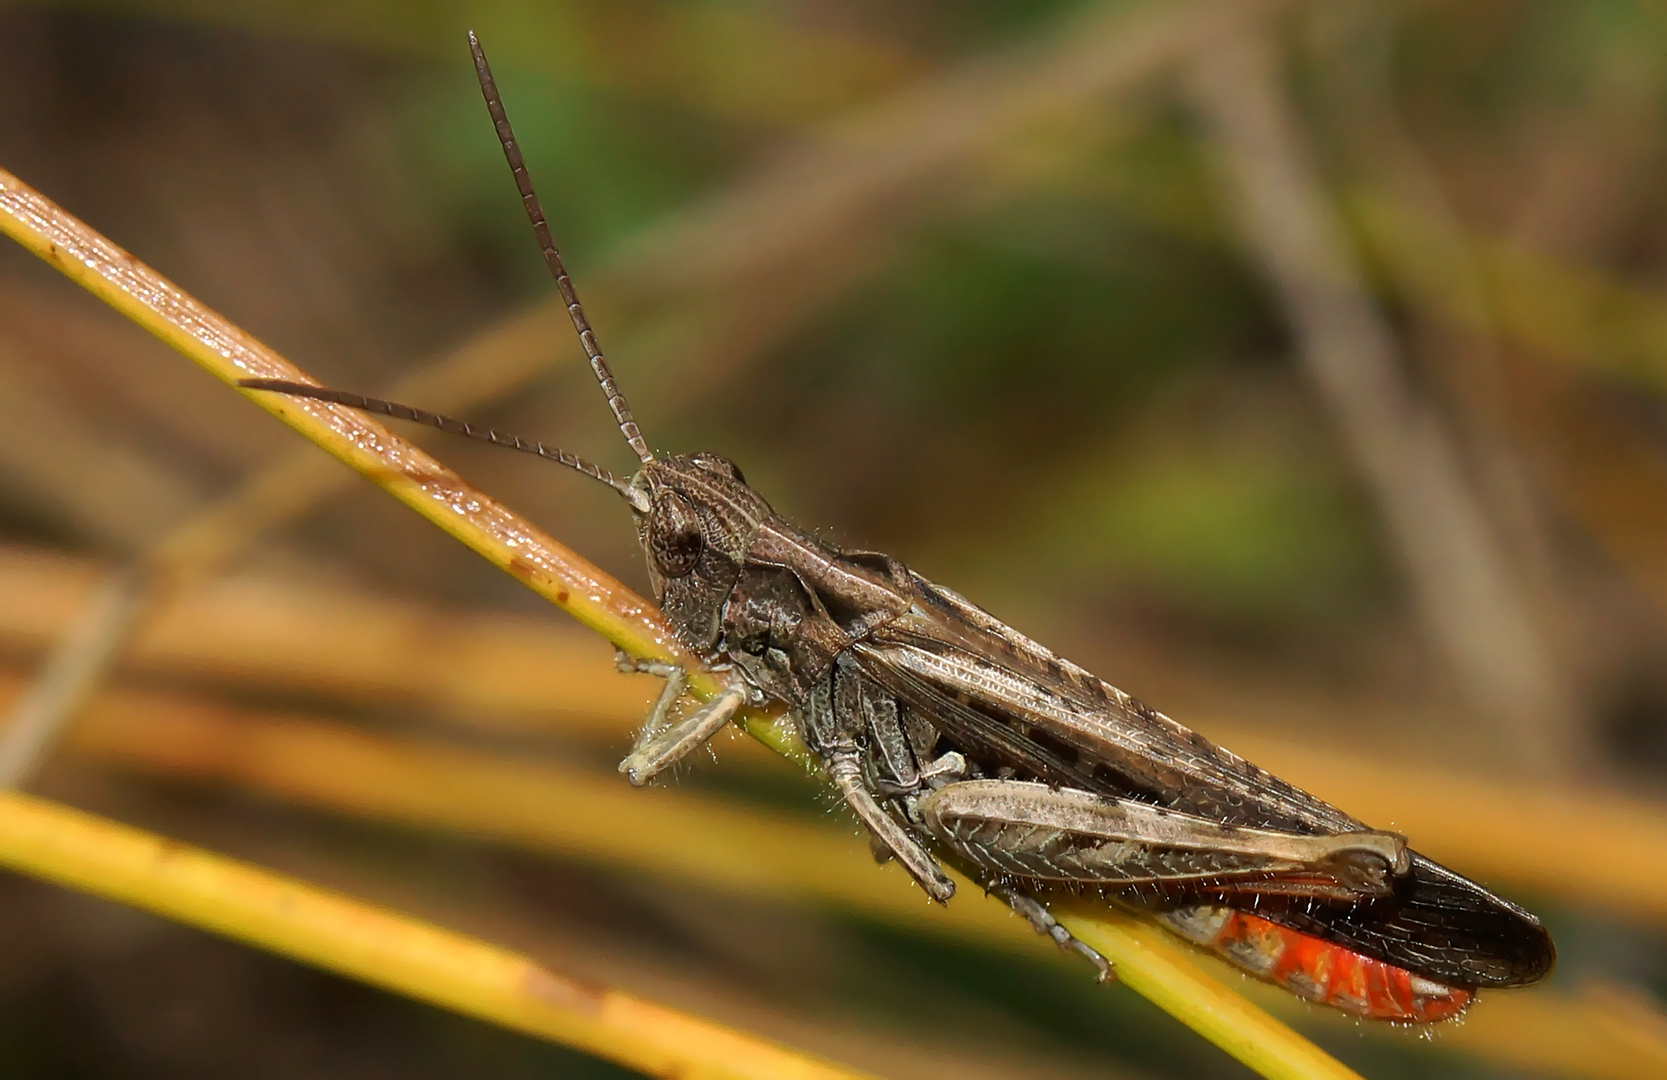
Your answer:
(998, 887), (1116, 983)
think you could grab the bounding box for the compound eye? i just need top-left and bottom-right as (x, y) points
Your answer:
(649, 491), (704, 578)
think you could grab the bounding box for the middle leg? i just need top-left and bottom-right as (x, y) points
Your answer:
(826, 750), (956, 902)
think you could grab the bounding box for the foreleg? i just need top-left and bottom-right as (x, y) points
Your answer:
(615, 651), (687, 754)
(615, 658), (746, 786)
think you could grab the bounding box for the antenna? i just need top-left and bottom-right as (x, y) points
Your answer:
(237, 379), (648, 509)
(468, 30), (653, 465)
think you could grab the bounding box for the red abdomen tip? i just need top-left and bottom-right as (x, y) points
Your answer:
(1159, 904), (1474, 1022)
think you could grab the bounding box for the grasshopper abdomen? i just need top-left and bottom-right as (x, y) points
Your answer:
(1162, 905), (1474, 1022)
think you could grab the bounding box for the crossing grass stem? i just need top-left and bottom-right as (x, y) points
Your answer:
(1, 164), (1364, 1080)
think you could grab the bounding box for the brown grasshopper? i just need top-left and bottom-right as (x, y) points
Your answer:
(242, 32), (1553, 1022)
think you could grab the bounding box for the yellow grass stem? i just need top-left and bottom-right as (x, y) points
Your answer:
(27, 671), (1667, 1080)
(0, 788), (868, 1080)
(55, 675), (961, 930)
(2, 165), (1366, 1080)
(1058, 909), (1368, 1080)
(0, 170), (698, 698)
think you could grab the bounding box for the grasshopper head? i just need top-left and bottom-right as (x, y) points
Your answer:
(462, 34), (780, 656)
(627, 453), (775, 655)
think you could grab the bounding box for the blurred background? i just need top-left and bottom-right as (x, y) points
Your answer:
(0, 0), (1665, 1077)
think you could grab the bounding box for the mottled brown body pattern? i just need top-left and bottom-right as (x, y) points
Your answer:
(239, 31), (1554, 1023)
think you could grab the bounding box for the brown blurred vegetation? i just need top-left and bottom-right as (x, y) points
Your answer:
(1, 1), (1666, 1077)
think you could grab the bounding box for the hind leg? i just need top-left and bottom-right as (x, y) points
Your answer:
(994, 885), (1114, 982)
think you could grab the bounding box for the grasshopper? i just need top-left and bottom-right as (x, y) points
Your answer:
(242, 32), (1553, 1022)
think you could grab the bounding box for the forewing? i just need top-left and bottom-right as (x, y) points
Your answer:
(1220, 855), (1556, 988)
(855, 572), (1359, 832)
(858, 573), (1556, 987)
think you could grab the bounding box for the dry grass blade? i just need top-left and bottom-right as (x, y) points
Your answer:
(0, 346), (204, 544)
(1422, 982), (1667, 1080)
(0, 788), (870, 1080)
(0, 568), (147, 786)
(0, 305), (583, 786)
(0, 165), (1370, 1080)
(0, 0), (1257, 792)
(12, 667), (1663, 1080)
(1184, 27), (1575, 776)
(9, 546), (1667, 922)
(0, 165), (721, 712)
(0, 545), (659, 732)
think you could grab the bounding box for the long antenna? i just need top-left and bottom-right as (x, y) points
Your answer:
(237, 379), (647, 509)
(468, 30), (653, 465)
